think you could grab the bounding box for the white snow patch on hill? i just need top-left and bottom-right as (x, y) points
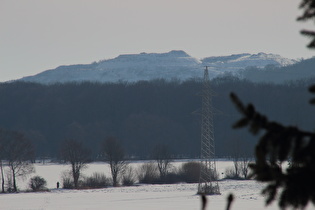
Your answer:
(18, 51), (297, 84)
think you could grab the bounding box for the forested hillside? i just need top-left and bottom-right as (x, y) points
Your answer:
(0, 77), (314, 159)
(241, 57), (315, 83)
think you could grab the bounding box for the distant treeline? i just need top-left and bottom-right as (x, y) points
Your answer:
(0, 76), (314, 159)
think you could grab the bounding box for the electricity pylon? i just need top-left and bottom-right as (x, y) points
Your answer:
(197, 66), (220, 195)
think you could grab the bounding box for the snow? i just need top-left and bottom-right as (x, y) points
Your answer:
(18, 51), (297, 84)
(1, 160), (314, 210)
(201, 52), (296, 72)
(0, 181), (269, 210)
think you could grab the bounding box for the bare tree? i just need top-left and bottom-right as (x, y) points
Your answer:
(229, 138), (253, 179)
(232, 157), (241, 178)
(0, 160), (4, 193)
(101, 136), (127, 187)
(152, 144), (172, 179)
(5, 131), (35, 192)
(60, 139), (91, 189)
(230, 138), (242, 178)
(239, 156), (251, 179)
(0, 129), (5, 193)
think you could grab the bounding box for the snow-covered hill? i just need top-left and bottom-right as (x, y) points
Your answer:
(202, 52), (296, 72)
(19, 50), (297, 84)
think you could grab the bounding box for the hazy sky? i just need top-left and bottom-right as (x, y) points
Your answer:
(1, 0), (314, 82)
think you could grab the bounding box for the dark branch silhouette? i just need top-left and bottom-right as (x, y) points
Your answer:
(230, 90), (315, 209)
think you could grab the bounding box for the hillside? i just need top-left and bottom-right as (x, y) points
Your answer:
(0, 78), (314, 159)
(18, 50), (297, 84)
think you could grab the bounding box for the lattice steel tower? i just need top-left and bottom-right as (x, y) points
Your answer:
(197, 66), (220, 195)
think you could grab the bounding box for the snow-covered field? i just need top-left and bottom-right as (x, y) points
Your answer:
(1, 161), (314, 210)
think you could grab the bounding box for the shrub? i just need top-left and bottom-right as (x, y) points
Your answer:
(223, 167), (243, 180)
(137, 162), (160, 184)
(29, 176), (47, 191)
(179, 162), (219, 183)
(179, 162), (201, 183)
(61, 171), (74, 189)
(160, 172), (182, 184)
(6, 172), (14, 192)
(81, 173), (109, 189)
(122, 166), (136, 186)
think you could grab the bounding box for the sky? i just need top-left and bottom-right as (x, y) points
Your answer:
(1, 0), (315, 82)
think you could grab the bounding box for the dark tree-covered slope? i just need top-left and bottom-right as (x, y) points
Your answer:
(0, 77), (314, 159)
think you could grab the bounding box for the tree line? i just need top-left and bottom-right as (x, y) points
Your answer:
(1, 131), (246, 192)
(0, 76), (314, 159)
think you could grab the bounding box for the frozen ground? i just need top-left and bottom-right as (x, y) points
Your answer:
(0, 161), (314, 210)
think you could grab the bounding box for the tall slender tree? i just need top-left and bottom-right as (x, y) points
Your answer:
(60, 139), (91, 189)
(5, 131), (35, 192)
(101, 137), (127, 187)
(152, 144), (172, 180)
